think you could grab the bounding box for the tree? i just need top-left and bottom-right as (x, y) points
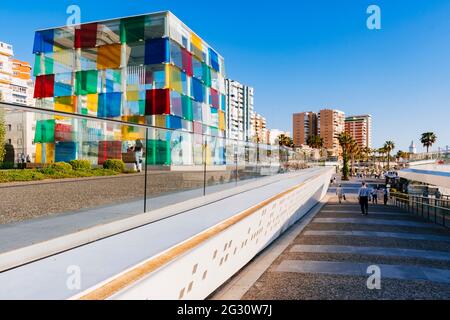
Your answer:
(349, 140), (360, 176)
(338, 132), (354, 181)
(0, 109), (6, 164)
(306, 135), (324, 149)
(383, 141), (395, 170)
(420, 132), (437, 153)
(277, 134), (294, 148)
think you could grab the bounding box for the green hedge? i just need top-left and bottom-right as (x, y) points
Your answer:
(0, 170), (45, 183)
(103, 159), (125, 173)
(69, 160), (92, 171)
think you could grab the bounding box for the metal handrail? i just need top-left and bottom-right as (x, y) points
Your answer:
(390, 192), (450, 228)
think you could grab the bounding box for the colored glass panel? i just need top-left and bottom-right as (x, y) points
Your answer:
(170, 40), (183, 70)
(98, 93), (122, 118)
(202, 63), (211, 86)
(33, 29), (54, 54)
(104, 69), (122, 92)
(98, 141), (122, 165)
(167, 115), (182, 130)
(34, 120), (55, 143)
(34, 75), (55, 98)
(182, 95), (193, 121)
(55, 96), (77, 114)
(55, 142), (77, 162)
(210, 88), (219, 109)
(145, 38), (169, 65)
(97, 44), (122, 70)
(209, 48), (220, 72)
(75, 70), (98, 95)
(86, 94), (98, 112)
(55, 123), (73, 142)
(146, 139), (171, 165)
(145, 89), (170, 115)
(54, 73), (73, 97)
(145, 65), (166, 89)
(192, 77), (205, 102)
(120, 16), (146, 43)
(75, 23), (98, 48)
(192, 101), (203, 122)
(219, 110), (225, 130)
(181, 48), (193, 76)
(170, 91), (183, 117)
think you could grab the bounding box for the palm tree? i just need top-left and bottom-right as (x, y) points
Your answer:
(306, 135), (324, 149)
(384, 141), (395, 170)
(349, 140), (360, 176)
(278, 134), (294, 148)
(420, 132), (437, 153)
(338, 132), (354, 180)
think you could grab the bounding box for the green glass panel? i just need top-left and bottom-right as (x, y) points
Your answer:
(146, 139), (171, 165)
(202, 63), (211, 87)
(45, 55), (54, 75)
(34, 120), (55, 143)
(182, 95), (193, 121)
(33, 55), (42, 76)
(120, 16), (146, 44)
(76, 70), (98, 95)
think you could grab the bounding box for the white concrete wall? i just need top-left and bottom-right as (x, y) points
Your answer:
(107, 169), (332, 300)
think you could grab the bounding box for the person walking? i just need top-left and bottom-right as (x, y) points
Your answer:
(372, 187), (378, 204)
(132, 139), (144, 172)
(336, 184), (345, 204)
(358, 182), (370, 215)
(383, 187), (390, 205)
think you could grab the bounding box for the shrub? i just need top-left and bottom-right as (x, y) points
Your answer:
(39, 162), (73, 178)
(103, 159), (125, 173)
(0, 169), (45, 183)
(69, 159), (91, 171)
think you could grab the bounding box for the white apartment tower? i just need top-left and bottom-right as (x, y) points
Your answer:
(225, 79), (254, 141)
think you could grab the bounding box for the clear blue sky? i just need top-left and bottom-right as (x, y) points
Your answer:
(1, 0), (449, 151)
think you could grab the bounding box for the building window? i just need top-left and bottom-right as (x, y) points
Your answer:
(7, 139), (11, 144)
(17, 138), (23, 146)
(7, 124), (12, 131)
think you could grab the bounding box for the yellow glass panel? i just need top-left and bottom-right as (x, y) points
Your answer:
(46, 143), (55, 164)
(219, 110), (225, 130)
(126, 91), (139, 101)
(87, 94), (98, 112)
(168, 65), (182, 93)
(155, 115), (166, 128)
(55, 96), (76, 120)
(97, 44), (122, 70)
(35, 143), (42, 163)
(191, 33), (202, 50)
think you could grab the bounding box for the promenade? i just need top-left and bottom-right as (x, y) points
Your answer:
(213, 179), (450, 300)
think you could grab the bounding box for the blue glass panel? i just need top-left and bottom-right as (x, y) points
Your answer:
(98, 92), (122, 118)
(167, 115), (182, 129)
(209, 48), (220, 72)
(33, 30), (54, 54)
(145, 38), (169, 65)
(55, 142), (77, 162)
(192, 77), (204, 102)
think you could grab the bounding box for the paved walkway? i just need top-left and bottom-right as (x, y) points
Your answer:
(216, 180), (450, 299)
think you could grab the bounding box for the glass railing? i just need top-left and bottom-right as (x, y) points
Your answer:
(0, 102), (315, 230)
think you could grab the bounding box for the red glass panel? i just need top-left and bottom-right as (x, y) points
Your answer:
(182, 48), (193, 77)
(75, 23), (98, 48)
(210, 88), (219, 109)
(145, 89), (170, 115)
(34, 74), (55, 98)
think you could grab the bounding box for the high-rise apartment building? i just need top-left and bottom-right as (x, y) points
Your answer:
(225, 79), (253, 141)
(345, 115), (372, 149)
(292, 111), (318, 146)
(0, 41), (36, 162)
(318, 109), (345, 156)
(251, 112), (267, 143)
